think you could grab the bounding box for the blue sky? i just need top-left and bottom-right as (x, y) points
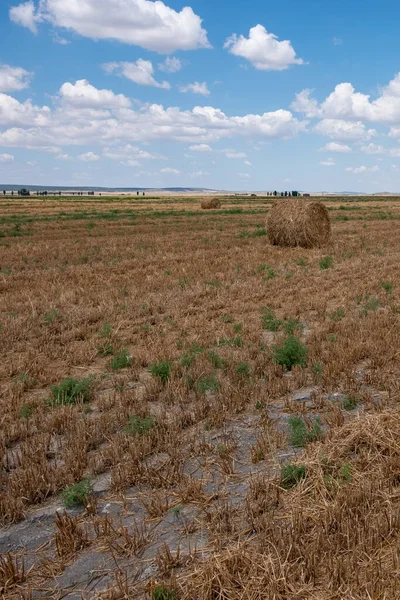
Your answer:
(2, 0), (400, 191)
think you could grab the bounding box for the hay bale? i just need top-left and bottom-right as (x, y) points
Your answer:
(267, 199), (331, 249)
(201, 197), (221, 210)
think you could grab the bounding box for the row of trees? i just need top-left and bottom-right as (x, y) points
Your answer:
(267, 191), (299, 197)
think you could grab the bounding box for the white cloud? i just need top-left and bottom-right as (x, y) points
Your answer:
(320, 141), (352, 153)
(0, 82), (306, 153)
(315, 119), (376, 142)
(244, 160), (253, 166)
(222, 149), (247, 158)
(0, 93), (51, 127)
(161, 167), (180, 174)
(0, 153), (14, 163)
(78, 152), (99, 161)
(224, 24), (304, 71)
(0, 64), (33, 92)
(158, 57), (183, 73)
(179, 82), (210, 96)
(59, 79), (131, 108)
(291, 89), (321, 118)
(9, 1), (40, 33)
(103, 60), (170, 89)
(52, 32), (69, 44)
(102, 144), (164, 161)
(320, 158), (335, 166)
(10, 0), (210, 53)
(332, 37), (342, 45)
(189, 144), (212, 152)
(190, 170), (209, 177)
(360, 143), (385, 154)
(345, 165), (379, 174)
(56, 153), (70, 160)
(294, 74), (400, 124)
(239, 172), (250, 178)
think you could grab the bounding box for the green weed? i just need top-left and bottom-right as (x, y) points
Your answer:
(62, 479), (93, 508)
(125, 415), (155, 436)
(288, 416), (322, 447)
(272, 336), (307, 370)
(320, 256), (334, 270)
(48, 377), (92, 407)
(280, 464), (307, 489)
(111, 349), (132, 370)
(150, 360), (171, 384)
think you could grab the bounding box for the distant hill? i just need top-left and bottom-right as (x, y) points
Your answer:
(0, 184), (220, 193)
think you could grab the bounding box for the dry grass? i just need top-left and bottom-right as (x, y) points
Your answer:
(1, 194), (400, 597)
(267, 198), (331, 248)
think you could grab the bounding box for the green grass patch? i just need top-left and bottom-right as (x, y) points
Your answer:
(280, 464), (307, 489)
(125, 415), (155, 436)
(272, 335), (307, 370)
(149, 360), (171, 384)
(288, 416), (322, 447)
(48, 377), (92, 407)
(62, 479), (93, 508)
(111, 349), (132, 370)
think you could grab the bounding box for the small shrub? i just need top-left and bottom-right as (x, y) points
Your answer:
(62, 479), (92, 508)
(221, 314), (234, 323)
(339, 463), (352, 483)
(98, 322), (112, 337)
(380, 280), (393, 295)
(152, 585), (178, 600)
(319, 256), (333, 270)
(342, 394), (359, 411)
(283, 318), (303, 335)
(19, 404), (33, 419)
(263, 268), (277, 281)
(125, 415), (155, 436)
(111, 349), (132, 370)
(233, 322), (243, 333)
(329, 307), (345, 322)
(48, 377), (92, 406)
(296, 257), (307, 267)
(288, 416), (322, 447)
(272, 335), (307, 370)
(97, 342), (113, 357)
(312, 362), (324, 381)
(261, 307), (282, 332)
(281, 464), (307, 489)
(236, 362), (251, 377)
(150, 360), (171, 384)
(208, 351), (226, 369)
(44, 308), (62, 324)
(195, 374), (220, 394)
(180, 343), (203, 368)
(328, 333), (336, 342)
(360, 296), (380, 316)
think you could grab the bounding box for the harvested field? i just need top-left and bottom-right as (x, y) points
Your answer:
(1, 194), (400, 598)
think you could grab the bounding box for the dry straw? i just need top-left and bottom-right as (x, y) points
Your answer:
(201, 197), (221, 210)
(267, 199), (331, 249)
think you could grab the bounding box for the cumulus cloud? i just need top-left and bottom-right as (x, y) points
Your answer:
(179, 81), (210, 96)
(360, 143), (385, 154)
(319, 141), (352, 153)
(190, 170), (209, 177)
(224, 24), (304, 71)
(293, 74), (400, 124)
(222, 149), (247, 158)
(9, 0), (210, 53)
(59, 79), (131, 108)
(161, 167), (180, 174)
(189, 144), (212, 152)
(0, 92), (51, 127)
(0, 82), (306, 154)
(320, 158), (335, 166)
(9, 1), (40, 33)
(0, 64), (33, 92)
(78, 152), (99, 161)
(314, 119), (376, 142)
(158, 57), (183, 73)
(345, 165), (379, 174)
(244, 160), (253, 166)
(0, 153), (15, 163)
(103, 60), (170, 89)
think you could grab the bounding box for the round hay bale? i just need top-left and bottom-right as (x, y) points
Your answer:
(201, 197), (221, 210)
(267, 199), (331, 249)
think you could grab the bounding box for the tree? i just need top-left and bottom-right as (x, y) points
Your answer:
(2, 190), (5, 195)
(273, 191), (277, 196)
(18, 188), (30, 196)
(292, 190), (298, 197)
(284, 191), (288, 197)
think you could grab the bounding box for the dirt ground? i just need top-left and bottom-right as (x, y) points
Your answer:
(1, 194), (400, 599)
